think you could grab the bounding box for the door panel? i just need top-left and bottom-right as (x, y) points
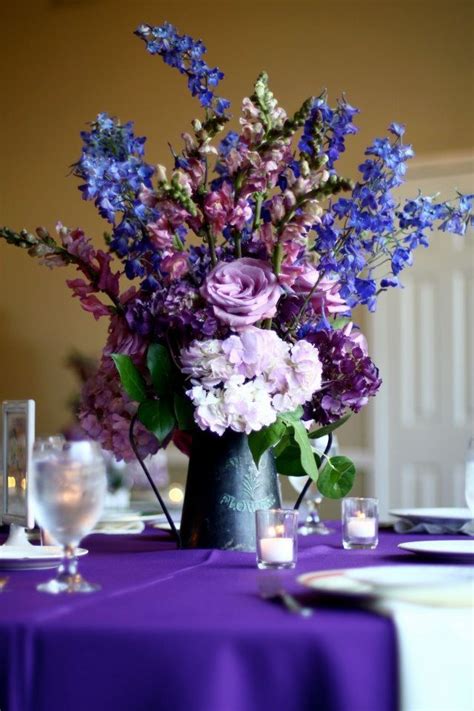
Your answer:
(369, 156), (474, 518)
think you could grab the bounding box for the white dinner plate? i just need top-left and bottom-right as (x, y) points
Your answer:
(0, 546), (88, 570)
(389, 507), (471, 526)
(298, 565), (474, 606)
(398, 540), (474, 561)
(345, 564), (474, 587)
(99, 508), (166, 524)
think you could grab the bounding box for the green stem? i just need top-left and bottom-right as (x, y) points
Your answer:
(289, 272), (323, 332)
(272, 242), (283, 276)
(252, 193), (264, 232)
(206, 229), (218, 266)
(234, 232), (242, 258)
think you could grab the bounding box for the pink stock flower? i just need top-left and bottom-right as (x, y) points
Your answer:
(147, 219), (173, 249)
(229, 198), (252, 230)
(201, 257), (282, 330)
(103, 312), (148, 360)
(184, 158), (205, 190)
(96, 251), (120, 298)
(279, 258), (307, 287)
(342, 321), (368, 354)
(138, 184), (158, 208)
(57, 223), (94, 263)
(294, 264), (348, 315)
(269, 195), (285, 222)
(258, 223), (276, 253)
(204, 183), (234, 233)
(161, 251), (189, 280)
(66, 280), (111, 320)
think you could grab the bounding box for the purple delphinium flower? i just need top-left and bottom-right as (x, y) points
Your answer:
(135, 22), (230, 117)
(73, 113), (158, 280)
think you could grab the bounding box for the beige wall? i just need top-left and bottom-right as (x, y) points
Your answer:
(1, 0), (473, 442)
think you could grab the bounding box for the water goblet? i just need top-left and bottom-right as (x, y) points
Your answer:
(465, 437), (474, 517)
(33, 435), (67, 545)
(31, 440), (106, 594)
(33, 434), (66, 456)
(288, 476), (331, 535)
(288, 434), (339, 536)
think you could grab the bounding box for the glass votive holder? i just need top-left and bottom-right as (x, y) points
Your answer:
(342, 497), (379, 550)
(256, 509), (298, 569)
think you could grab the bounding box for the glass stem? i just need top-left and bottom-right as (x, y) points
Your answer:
(57, 544), (78, 584)
(305, 499), (322, 525)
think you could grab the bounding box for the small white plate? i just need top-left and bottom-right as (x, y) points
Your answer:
(93, 520), (145, 535)
(398, 540), (474, 561)
(389, 507), (471, 525)
(0, 546), (88, 570)
(153, 521), (181, 532)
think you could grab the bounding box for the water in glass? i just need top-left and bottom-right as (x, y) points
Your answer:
(31, 441), (106, 593)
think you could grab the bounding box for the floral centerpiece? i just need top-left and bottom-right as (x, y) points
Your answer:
(1, 21), (472, 549)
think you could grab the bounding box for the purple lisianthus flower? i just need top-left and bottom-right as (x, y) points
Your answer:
(201, 257), (282, 331)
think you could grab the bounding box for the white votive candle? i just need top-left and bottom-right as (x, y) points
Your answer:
(260, 537), (294, 563)
(347, 514), (376, 539)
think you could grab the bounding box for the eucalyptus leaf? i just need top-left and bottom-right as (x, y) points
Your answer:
(308, 413), (351, 439)
(138, 399), (175, 444)
(111, 354), (147, 403)
(147, 343), (173, 397)
(248, 420), (286, 468)
(317, 455), (356, 499)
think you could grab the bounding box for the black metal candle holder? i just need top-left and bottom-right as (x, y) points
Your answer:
(129, 413), (181, 547)
(293, 433), (333, 510)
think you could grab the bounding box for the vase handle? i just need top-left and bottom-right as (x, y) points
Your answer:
(129, 413), (181, 547)
(293, 433), (333, 511)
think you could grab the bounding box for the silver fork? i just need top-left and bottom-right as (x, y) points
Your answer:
(257, 571), (313, 617)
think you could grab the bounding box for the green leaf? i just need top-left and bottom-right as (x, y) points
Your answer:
(111, 354), (147, 403)
(308, 413), (351, 439)
(275, 444), (308, 476)
(278, 406), (304, 424)
(147, 343), (173, 397)
(272, 431), (291, 458)
(291, 420), (318, 479)
(138, 399), (175, 444)
(173, 392), (194, 431)
(317, 455), (356, 499)
(331, 317), (351, 330)
(248, 420), (286, 468)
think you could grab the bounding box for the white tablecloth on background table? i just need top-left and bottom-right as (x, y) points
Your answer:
(379, 578), (474, 711)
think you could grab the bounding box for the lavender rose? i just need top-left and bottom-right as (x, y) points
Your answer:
(201, 257), (282, 330)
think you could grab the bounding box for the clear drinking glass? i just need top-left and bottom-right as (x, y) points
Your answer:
(31, 440), (106, 593)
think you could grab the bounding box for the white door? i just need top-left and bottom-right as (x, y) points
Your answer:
(369, 155), (474, 518)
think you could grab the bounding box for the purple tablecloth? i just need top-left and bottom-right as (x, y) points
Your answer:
(0, 524), (459, 711)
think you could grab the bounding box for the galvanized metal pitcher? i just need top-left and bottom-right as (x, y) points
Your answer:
(180, 429), (281, 551)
